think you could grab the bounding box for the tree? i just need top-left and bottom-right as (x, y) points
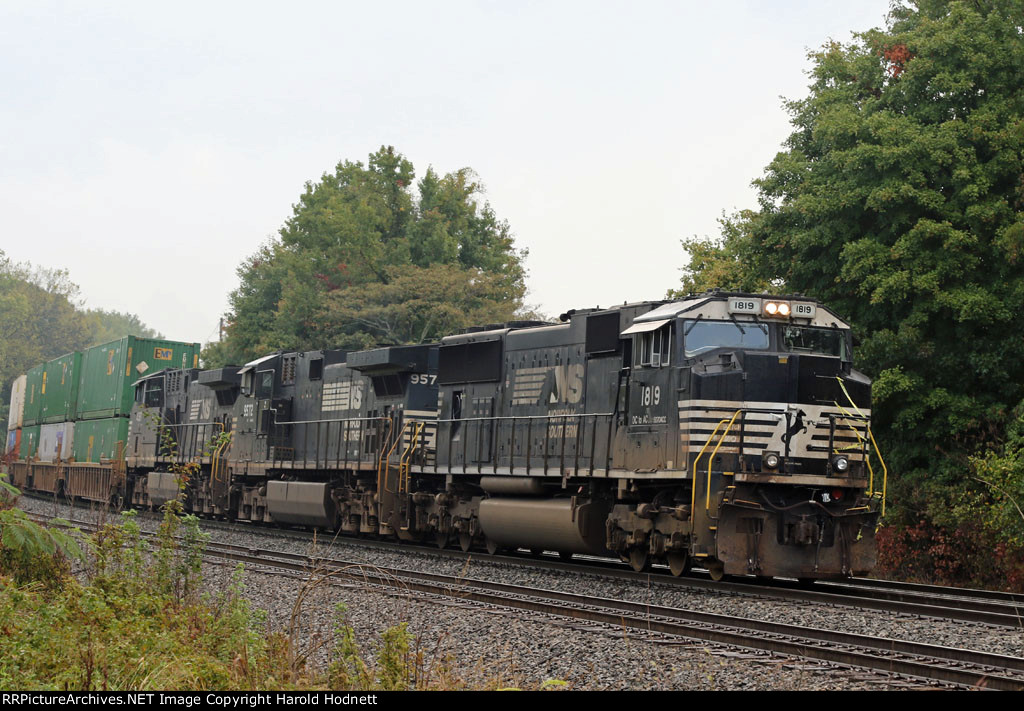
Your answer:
(669, 211), (778, 296)
(315, 263), (531, 350)
(84, 309), (162, 345)
(0, 253), (93, 425)
(676, 1), (1024, 526)
(208, 147), (530, 366)
(0, 252), (159, 426)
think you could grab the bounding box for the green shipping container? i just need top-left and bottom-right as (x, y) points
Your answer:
(76, 337), (200, 421)
(22, 365), (44, 426)
(19, 425), (40, 460)
(40, 351), (83, 424)
(72, 417), (130, 463)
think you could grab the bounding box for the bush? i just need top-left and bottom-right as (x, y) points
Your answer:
(876, 520), (1024, 591)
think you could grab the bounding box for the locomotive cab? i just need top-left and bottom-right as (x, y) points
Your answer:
(621, 293), (879, 580)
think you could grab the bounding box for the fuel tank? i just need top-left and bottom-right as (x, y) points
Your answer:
(478, 497), (610, 555)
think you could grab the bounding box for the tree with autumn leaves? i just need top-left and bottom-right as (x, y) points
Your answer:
(674, 0), (1024, 582)
(205, 147), (530, 366)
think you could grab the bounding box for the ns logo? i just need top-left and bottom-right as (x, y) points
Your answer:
(549, 364), (584, 405)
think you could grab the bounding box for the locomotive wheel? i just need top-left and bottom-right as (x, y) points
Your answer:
(485, 538), (500, 555)
(529, 548), (544, 557)
(667, 552), (690, 577)
(707, 560), (726, 582)
(559, 551), (574, 562)
(458, 532), (472, 552)
(629, 547), (650, 573)
(434, 531), (449, 549)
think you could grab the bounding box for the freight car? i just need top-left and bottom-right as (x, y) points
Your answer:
(4, 337), (201, 499)
(6, 292), (885, 582)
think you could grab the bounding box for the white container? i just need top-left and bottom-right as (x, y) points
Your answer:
(38, 422), (75, 463)
(7, 375), (26, 431)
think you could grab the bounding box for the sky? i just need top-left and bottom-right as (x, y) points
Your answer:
(0, 0), (893, 344)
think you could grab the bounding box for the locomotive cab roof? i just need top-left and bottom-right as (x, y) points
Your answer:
(346, 344), (435, 374)
(631, 291), (851, 330)
(197, 366), (243, 389)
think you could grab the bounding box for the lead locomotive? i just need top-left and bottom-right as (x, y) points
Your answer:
(12, 292), (884, 582)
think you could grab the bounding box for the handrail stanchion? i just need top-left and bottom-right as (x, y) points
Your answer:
(543, 416), (550, 476)
(509, 416), (516, 475)
(493, 418), (499, 475)
(559, 416), (567, 476)
(706, 410), (742, 512)
(573, 414), (582, 475)
(588, 414), (597, 476)
(606, 414), (614, 476)
(526, 416), (532, 475)
(690, 416), (731, 534)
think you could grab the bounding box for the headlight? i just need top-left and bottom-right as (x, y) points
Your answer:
(763, 452), (780, 470)
(762, 301), (792, 318)
(832, 455), (849, 472)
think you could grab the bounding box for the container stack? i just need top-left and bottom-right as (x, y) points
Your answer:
(6, 337), (201, 465)
(19, 365), (43, 460)
(6, 374), (26, 459)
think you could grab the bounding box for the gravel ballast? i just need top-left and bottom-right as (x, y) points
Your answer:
(18, 494), (1022, 689)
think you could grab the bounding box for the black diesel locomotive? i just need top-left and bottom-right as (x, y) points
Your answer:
(22, 292), (886, 581)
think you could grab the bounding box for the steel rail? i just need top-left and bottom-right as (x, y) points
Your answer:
(21, 493), (1024, 628)
(27, 510), (1024, 689)
(193, 540), (1024, 690)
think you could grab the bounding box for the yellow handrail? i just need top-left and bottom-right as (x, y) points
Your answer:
(831, 400), (875, 489)
(690, 411), (740, 529)
(374, 418), (395, 495)
(212, 423), (226, 479)
(383, 422), (414, 494)
(211, 430), (232, 483)
(705, 410), (742, 511)
(868, 428), (888, 517)
(399, 422), (424, 494)
(379, 420), (410, 494)
(835, 377), (888, 517)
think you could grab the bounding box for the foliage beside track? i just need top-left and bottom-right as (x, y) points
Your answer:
(0, 481), (556, 690)
(0, 252), (160, 426)
(672, 0), (1024, 587)
(204, 146), (533, 366)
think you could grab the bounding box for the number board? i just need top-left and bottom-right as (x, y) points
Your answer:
(727, 298), (761, 315)
(791, 302), (817, 318)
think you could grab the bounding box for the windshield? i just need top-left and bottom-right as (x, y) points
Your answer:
(781, 326), (848, 359)
(683, 320), (769, 358)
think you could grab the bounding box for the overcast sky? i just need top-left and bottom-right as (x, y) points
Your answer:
(0, 0), (892, 344)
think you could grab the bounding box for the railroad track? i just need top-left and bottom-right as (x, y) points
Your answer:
(161, 511), (1024, 628)
(24, 509), (1024, 690)
(20, 491), (1024, 628)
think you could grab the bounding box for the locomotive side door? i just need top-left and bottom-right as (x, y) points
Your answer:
(623, 320), (674, 471)
(254, 368), (276, 459)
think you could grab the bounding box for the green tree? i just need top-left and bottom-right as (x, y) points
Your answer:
(676, 1), (1024, 527)
(84, 308), (162, 345)
(315, 263), (533, 350)
(0, 253), (93, 425)
(208, 147), (530, 365)
(669, 211), (778, 296)
(0, 252), (158, 426)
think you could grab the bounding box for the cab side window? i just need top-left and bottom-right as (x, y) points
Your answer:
(256, 370), (274, 399)
(634, 324), (672, 368)
(144, 379), (164, 408)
